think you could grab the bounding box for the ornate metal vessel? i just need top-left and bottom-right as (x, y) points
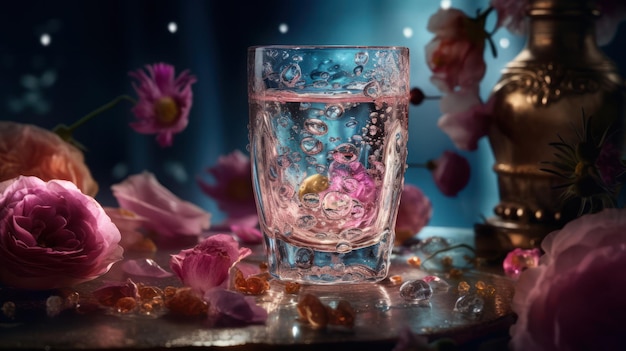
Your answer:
(476, 0), (626, 258)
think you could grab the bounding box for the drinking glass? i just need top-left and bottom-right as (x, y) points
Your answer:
(247, 45), (410, 284)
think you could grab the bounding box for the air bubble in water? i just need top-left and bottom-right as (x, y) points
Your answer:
(353, 65), (363, 76)
(363, 81), (381, 98)
(301, 193), (321, 208)
(340, 228), (364, 241)
(322, 191), (352, 219)
(300, 137), (323, 155)
(280, 63), (302, 87)
(354, 52), (369, 65)
(304, 119), (328, 135)
(332, 143), (359, 164)
(324, 104), (344, 119)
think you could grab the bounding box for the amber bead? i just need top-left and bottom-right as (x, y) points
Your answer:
(328, 300), (355, 327)
(284, 282), (301, 294)
(458, 281), (470, 294)
(245, 276), (270, 295)
(297, 294), (329, 329)
(165, 287), (208, 317)
(388, 275), (403, 285)
(407, 256), (421, 267)
(115, 297), (137, 313)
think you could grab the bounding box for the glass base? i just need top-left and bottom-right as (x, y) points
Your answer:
(264, 232), (393, 284)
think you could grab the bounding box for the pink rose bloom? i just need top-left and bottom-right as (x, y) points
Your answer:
(510, 208), (626, 351)
(0, 176), (123, 290)
(327, 161), (378, 206)
(129, 63), (197, 147)
(169, 234), (252, 295)
(0, 121), (98, 197)
(437, 90), (492, 151)
(394, 184), (432, 245)
(427, 151), (471, 197)
(204, 288), (268, 327)
(111, 171), (211, 246)
(425, 8), (487, 93)
(197, 150), (258, 228)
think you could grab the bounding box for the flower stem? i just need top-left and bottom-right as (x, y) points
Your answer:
(53, 94), (136, 145)
(65, 95), (137, 133)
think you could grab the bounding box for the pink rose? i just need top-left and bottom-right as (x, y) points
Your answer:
(394, 184), (432, 245)
(425, 8), (487, 93)
(111, 171), (211, 246)
(197, 150), (258, 228)
(169, 234), (252, 294)
(427, 151), (471, 197)
(510, 208), (626, 350)
(0, 121), (98, 197)
(0, 176), (123, 290)
(437, 90), (492, 151)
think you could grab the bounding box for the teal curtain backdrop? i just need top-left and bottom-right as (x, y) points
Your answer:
(0, 0), (624, 228)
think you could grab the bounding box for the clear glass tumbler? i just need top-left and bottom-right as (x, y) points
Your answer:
(247, 46), (410, 284)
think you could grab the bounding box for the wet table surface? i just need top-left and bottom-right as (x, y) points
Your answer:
(0, 227), (516, 351)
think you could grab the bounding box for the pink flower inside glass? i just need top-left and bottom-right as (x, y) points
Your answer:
(129, 63), (197, 147)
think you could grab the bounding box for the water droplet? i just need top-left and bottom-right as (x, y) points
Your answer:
(336, 241), (352, 253)
(304, 119), (328, 135)
(295, 248), (314, 269)
(46, 295), (64, 317)
(324, 104), (344, 120)
(354, 52), (369, 65)
(300, 137), (324, 155)
(322, 191), (352, 219)
(399, 279), (433, 302)
(454, 294), (485, 314)
(331, 143), (359, 164)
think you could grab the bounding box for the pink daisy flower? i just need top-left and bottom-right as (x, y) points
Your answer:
(129, 63), (197, 147)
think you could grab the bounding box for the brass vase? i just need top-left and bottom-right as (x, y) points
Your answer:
(475, 0), (626, 258)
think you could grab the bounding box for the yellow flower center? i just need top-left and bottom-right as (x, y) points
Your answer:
(154, 97), (180, 125)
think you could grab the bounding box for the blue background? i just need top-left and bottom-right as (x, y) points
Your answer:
(1, 0), (624, 228)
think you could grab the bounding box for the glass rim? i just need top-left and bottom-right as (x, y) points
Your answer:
(248, 45), (409, 52)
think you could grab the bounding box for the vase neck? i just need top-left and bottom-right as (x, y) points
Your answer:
(522, 0), (605, 62)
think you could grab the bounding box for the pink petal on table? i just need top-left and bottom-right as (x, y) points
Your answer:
(121, 258), (173, 278)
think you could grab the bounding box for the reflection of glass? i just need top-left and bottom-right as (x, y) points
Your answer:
(248, 46), (410, 284)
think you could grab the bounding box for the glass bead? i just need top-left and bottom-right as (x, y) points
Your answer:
(138, 285), (163, 301)
(503, 248), (541, 279)
(454, 293), (485, 314)
(399, 279), (433, 302)
(475, 281), (486, 290)
(423, 275), (450, 293)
